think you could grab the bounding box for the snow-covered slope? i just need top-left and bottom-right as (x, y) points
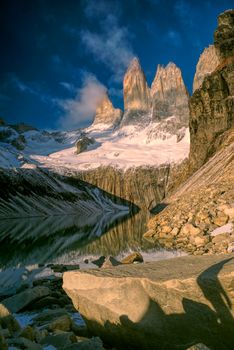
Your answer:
(0, 115), (190, 172)
(31, 119), (189, 171)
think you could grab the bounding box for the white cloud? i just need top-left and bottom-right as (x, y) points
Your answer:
(81, 13), (134, 82)
(58, 74), (107, 130)
(83, 0), (121, 19)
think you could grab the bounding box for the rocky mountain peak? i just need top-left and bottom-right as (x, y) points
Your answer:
(126, 57), (141, 73)
(121, 57), (151, 126)
(92, 93), (123, 127)
(150, 62), (189, 124)
(193, 45), (220, 92)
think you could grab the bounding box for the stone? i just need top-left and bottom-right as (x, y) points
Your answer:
(91, 256), (106, 268)
(151, 62), (189, 126)
(121, 57), (151, 126)
(47, 315), (72, 332)
(30, 296), (64, 310)
(92, 93), (123, 127)
(186, 343), (211, 350)
(8, 337), (43, 350)
(180, 223), (201, 236)
(50, 264), (80, 273)
(0, 332), (8, 350)
(101, 256), (122, 268)
(40, 332), (76, 349)
(76, 136), (95, 154)
(33, 309), (69, 326)
(193, 45), (220, 92)
(1, 286), (50, 313)
(20, 326), (35, 341)
(121, 252), (144, 264)
(66, 337), (104, 350)
(63, 254), (234, 350)
(0, 314), (21, 334)
(213, 213), (229, 226)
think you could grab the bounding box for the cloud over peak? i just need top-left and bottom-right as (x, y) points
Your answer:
(58, 74), (106, 130)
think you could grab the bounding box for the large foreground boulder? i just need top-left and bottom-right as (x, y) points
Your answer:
(63, 254), (234, 350)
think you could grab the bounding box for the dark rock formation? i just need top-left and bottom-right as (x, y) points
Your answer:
(193, 45), (220, 92)
(76, 136), (95, 154)
(189, 9), (234, 174)
(92, 93), (123, 127)
(121, 57), (151, 127)
(214, 9), (234, 59)
(151, 62), (189, 126)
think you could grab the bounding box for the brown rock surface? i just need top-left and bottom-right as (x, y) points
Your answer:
(63, 254), (234, 349)
(151, 62), (189, 126)
(92, 93), (123, 127)
(193, 45), (220, 92)
(189, 10), (234, 174)
(121, 57), (151, 126)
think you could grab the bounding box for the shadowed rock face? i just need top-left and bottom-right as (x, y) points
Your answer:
(92, 93), (123, 127)
(63, 254), (234, 350)
(193, 45), (220, 92)
(121, 57), (151, 126)
(151, 63), (189, 126)
(189, 9), (234, 174)
(214, 9), (234, 59)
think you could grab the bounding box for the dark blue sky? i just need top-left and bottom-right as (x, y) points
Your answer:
(0, 0), (233, 130)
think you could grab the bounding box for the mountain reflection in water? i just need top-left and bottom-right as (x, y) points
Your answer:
(0, 210), (159, 269)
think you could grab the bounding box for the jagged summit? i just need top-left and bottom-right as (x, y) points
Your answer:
(193, 45), (220, 92)
(92, 93), (123, 128)
(120, 57), (151, 126)
(151, 62), (189, 124)
(126, 57), (142, 72)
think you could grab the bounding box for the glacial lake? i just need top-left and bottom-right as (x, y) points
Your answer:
(0, 210), (183, 295)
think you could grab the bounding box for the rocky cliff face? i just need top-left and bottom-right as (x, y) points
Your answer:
(151, 63), (189, 126)
(92, 93), (123, 127)
(189, 9), (234, 174)
(214, 9), (234, 59)
(193, 45), (220, 92)
(70, 166), (172, 211)
(121, 57), (151, 126)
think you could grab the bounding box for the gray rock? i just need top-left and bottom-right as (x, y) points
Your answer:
(76, 136), (95, 154)
(1, 286), (50, 313)
(40, 332), (76, 349)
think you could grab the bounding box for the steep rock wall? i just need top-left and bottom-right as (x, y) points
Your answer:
(70, 166), (173, 211)
(189, 9), (234, 174)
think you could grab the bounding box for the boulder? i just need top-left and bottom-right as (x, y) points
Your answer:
(63, 254), (234, 350)
(121, 252), (144, 264)
(8, 336), (43, 350)
(33, 309), (69, 326)
(1, 286), (50, 313)
(101, 256), (122, 268)
(47, 314), (72, 332)
(66, 337), (104, 350)
(76, 136), (95, 154)
(40, 332), (76, 349)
